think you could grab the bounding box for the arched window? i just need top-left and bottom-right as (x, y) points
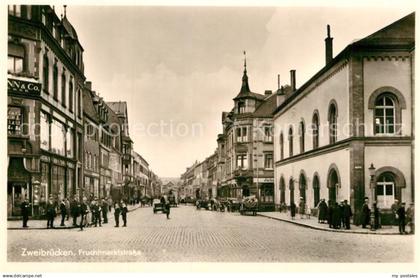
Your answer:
(280, 177), (286, 204)
(312, 112), (319, 149)
(313, 174), (320, 207)
(61, 72), (66, 107)
(43, 54), (49, 93)
(279, 132), (284, 160)
(376, 173), (396, 208)
(328, 102), (337, 144)
(374, 94), (395, 134)
(299, 120), (305, 153)
(288, 127), (293, 157)
(299, 173), (306, 202)
(289, 178), (295, 205)
(53, 63), (58, 99)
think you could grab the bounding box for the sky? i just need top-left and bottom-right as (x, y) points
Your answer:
(62, 4), (414, 177)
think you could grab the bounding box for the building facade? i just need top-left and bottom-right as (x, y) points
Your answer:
(8, 5), (85, 217)
(272, 13), (415, 224)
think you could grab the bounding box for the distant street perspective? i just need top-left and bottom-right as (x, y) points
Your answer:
(8, 205), (414, 262)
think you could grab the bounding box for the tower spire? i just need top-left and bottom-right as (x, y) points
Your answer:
(63, 5), (67, 17)
(240, 50), (250, 93)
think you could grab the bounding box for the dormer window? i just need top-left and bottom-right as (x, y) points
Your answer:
(238, 101), (245, 114)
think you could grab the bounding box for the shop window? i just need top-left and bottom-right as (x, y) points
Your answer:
(8, 106), (23, 135)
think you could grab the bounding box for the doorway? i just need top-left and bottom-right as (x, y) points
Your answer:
(7, 182), (29, 216)
(328, 168), (339, 203)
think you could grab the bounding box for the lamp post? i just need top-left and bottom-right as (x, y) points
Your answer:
(368, 163), (376, 230)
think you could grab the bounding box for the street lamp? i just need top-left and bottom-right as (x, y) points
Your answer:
(368, 163), (376, 230)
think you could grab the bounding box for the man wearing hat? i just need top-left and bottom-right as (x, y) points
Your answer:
(396, 202), (407, 234)
(391, 199), (400, 226)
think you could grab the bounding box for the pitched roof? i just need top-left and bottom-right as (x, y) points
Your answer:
(62, 16), (78, 40)
(253, 93), (278, 118)
(106, 101), (127, 116)
(273, 12), (415, 116)
(83, 89), (99, 123)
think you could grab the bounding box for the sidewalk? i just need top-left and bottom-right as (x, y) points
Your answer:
(7, 203), (143, 230)
(258, 211), (406, 235)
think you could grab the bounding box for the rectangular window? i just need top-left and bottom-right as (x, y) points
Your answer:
(66, 128), (74, 158)
(264, 153), (273, 169)
(8, 56), (23, 74)
(61, 73), (66, 107)
(236, 154), (248, 169)
(51, 119), (65, 156)
(40, 112), (50, 150)
(8, 106), (23, 135)
(264, 126), (273, 142)
(8, 5), (21, 16)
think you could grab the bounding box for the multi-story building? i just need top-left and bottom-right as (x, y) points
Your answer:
(7, 5), (85, 217)
(107, 101), (134, 200)
(216, 58), (277, 211)
(205, 152), (218, 199)
(272, 13), (415, 224)
(132, 151), (150, 199)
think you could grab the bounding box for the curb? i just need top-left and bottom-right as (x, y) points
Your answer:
(257, 214), (405, 235)
(7, 205), (142, 230)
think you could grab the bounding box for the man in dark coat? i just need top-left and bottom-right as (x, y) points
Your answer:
(397, 202), (406, 234)
(92, 199), (102, 227)
(70, 196), (80, 226)
(60, 199), (67, 226)
(342, 200), (353, 229)
(373, 203), (380, 230)
(391, 199), (400, 226)
(20, 198), (30, 228)
(121, 200), (128, 226)
(114, 202), (121, 227)
(165, 201), (171, 219)
(361, 197), (370, 229)
(101, 198), (108, 224)
(46, 197), (56, 229)
(79, 197), (89, 231)
(327, 200), (334, 228)
(318, 199), (328, 224)
(290, 202), (296, 219)
(338, 201), (345, 229)
(332, 202), (341, 229)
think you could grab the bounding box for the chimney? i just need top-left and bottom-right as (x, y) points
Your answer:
(290, 70), (296, 91)
(85, 81), (92, 91)
(265, 90), (272, 96)
(325, 24), (333, 65)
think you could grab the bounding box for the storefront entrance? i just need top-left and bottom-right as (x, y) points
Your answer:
(8, 157), (31, 217)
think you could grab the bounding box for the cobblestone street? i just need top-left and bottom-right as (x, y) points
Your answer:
(7, 206), (414, 262)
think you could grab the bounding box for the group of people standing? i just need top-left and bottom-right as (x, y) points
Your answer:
(317, 199), (353, 229)
(21, 194), (130, 230)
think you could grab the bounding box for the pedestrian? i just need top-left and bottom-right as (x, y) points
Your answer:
(101, 198), (108, 224)
(65, 198), (70, 221)
(327, 200), (334, 228)
(406, 203), (415, 234)
(108, 197), (112, 213)
(298, 197), (305, 219)
(121, 200), (128, 227)
(114, 202), (121, 227)
(46, 197), (56, 229)
(20, 198), (30, 228)
(373, 203), (380, 230)
(317, 199), (328, 224)
(60, 199), (67, 226)
(342, 200), (352, 230)
(93, 199), (102, 227)
(391, 199), (400, 226)
(79, 197), (89, 231)
(165, 201), (171, 219)
(397, 202), (406, 234)
(339, 201), (345, 229)
(332, 202), (341, 229)
(361, 197), (370, 229)
(70, 196), (80, 227)
(290, 202), (296, 220)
